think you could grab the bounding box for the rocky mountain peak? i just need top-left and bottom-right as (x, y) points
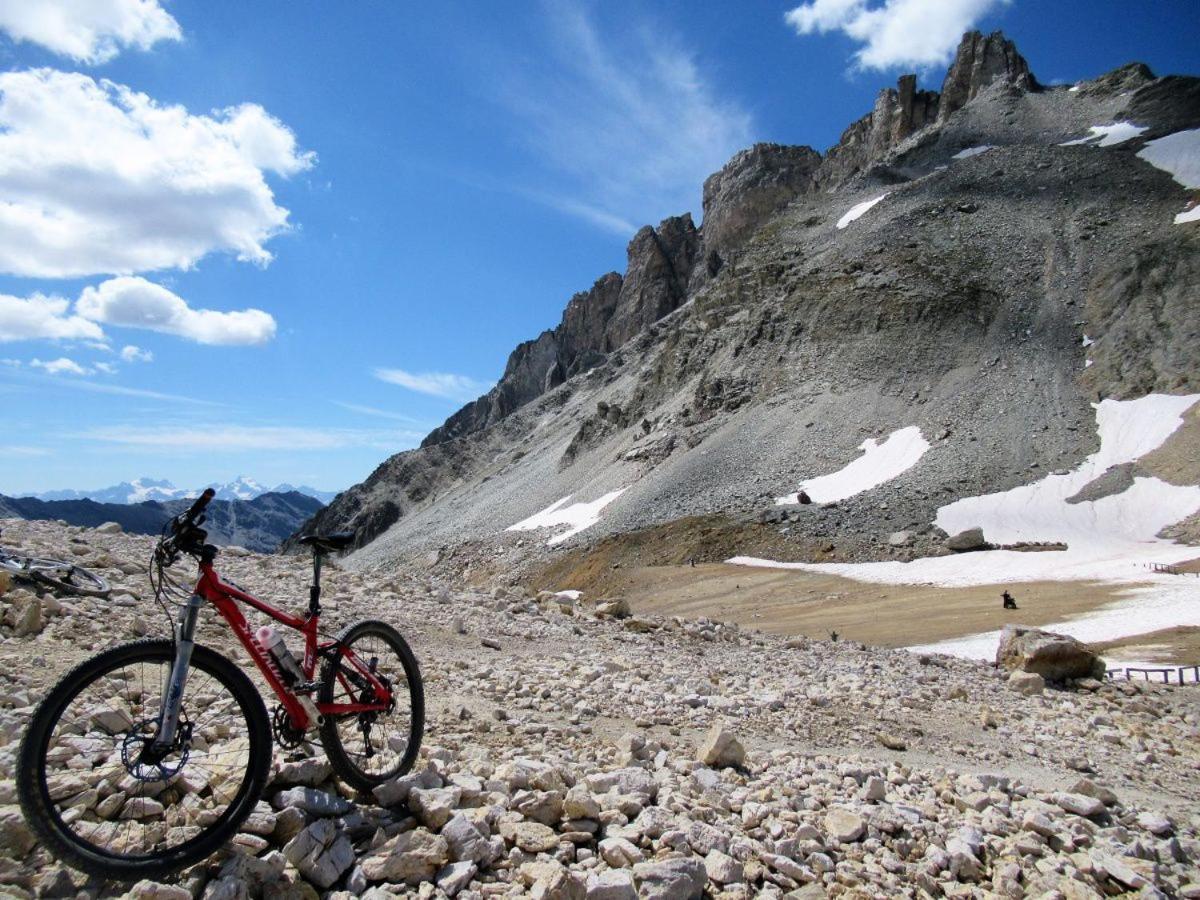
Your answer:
(699, 143), (822, 272)
(938, 29), (1037, 123)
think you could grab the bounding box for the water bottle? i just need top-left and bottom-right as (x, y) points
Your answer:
(256, 626), (322, 725)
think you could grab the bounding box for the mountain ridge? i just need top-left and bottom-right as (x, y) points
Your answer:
(293, 30), (1199, 572)
(0, 491), (323, 553)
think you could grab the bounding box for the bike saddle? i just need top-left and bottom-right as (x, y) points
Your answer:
(299, 532), (355, 553)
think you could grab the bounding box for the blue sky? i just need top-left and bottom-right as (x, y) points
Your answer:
(0, 0), (1196, 496)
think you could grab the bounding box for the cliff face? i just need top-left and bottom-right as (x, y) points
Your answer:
(296, 32), (1200, 559)
(422, 215), (699, 447)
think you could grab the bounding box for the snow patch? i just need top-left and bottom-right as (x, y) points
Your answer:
(1068, 84), (1081, 93)
(553, 589), (582, 601)
(1060, 122), (1148, 147)
(737, 394), (1200, 651)
(836, 194), (889, 229)
(507, 489), (626, 546)
(952, 145), (994, 160)
(1137, 128), (1200, 188)
(1081, 335), (1093, 347)
(1176, 205), (1200, 225)
(776, 426), (930, 505)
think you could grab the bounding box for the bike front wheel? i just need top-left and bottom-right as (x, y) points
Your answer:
(319, 619), (424, 791)
(17, 640), (271, 880)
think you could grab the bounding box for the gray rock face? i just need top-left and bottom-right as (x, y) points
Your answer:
(938, 30), (1037, 123)
(819, 74), (940, 186)
(699, 143), (821, 268)
(996, 625), (1106, 682)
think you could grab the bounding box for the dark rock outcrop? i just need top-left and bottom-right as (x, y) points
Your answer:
(0, 492), (322, 553)
(937, 30), (1037, 123)
(699, 144), (822, 269)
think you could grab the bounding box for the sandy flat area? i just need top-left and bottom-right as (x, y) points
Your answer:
(622, 562), (1149, 649)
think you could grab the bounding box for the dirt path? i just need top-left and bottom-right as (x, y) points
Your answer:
(620, 562), (1143, 648)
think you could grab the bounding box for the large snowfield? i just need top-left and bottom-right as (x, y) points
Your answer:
(738, 394), (1200, 660)
(776, 426), (930, 505)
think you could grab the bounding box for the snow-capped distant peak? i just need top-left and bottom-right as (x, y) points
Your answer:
(212, 476), (268, 501)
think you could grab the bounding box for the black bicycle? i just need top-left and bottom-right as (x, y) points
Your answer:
(0, 528), (110, 597)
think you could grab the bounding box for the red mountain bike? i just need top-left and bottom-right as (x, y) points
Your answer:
(16, 489), (424, 880)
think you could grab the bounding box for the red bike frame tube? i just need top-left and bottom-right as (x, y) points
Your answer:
(193, 561), (392, 728)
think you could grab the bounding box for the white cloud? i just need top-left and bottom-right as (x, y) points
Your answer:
(83, 423), (423, 451)
(120, 344), (153, 363)
(785, 0), (1007, 71)
(77, 277), (276, 346)
(374, 368), (493, 402)
(94, 361), (117, 374)
(31, 356), (90, 375)
(0, 292), (105, 342)
(0, 68), (314, 278)
(495, 3), (753, 232)
(0, 0), (181, 64)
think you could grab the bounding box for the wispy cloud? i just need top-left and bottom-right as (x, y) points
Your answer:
(0, 444), (50, 457)
(333, 401), (431, 427)
(374, 368), (492, 403)
(785, 0), (1008, 71)
(81, 423), (423, 452)
(492, 2), (753, 232)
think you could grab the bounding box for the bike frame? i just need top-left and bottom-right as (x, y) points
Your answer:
(180, 560), (392, 732)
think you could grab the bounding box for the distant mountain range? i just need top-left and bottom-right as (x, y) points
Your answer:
(0, 491), (325, 553)
(31, 476), (339, 505)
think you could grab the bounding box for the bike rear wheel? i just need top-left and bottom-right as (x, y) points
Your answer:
(29, 559), (111, 597)
(319, 620), (423, 791)
(17, 640), (271, 880)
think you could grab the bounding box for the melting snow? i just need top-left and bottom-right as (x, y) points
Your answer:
(1176, 205), (1200, 225)
(836, 194), (889, 229)
(507, 489), (626, 546)
(737, 394), (1200, 655)
(1060, 122), (1148, 147)
(1137, 128), (1200, 188)
(952, 145), (994, 160)
(776, 426), (930, 505)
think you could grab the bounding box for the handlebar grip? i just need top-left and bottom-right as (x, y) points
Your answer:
(185, 488), (216, 520)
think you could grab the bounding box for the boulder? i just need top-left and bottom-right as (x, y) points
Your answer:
(595, 598), (631, 619)
(697, 725), (745, 769)
(632, 857), (707, 899)
(945, 527), (987, 552)
(95, 521), (123, 534)
(824, 807), (866, 843)
(282, 819), (355, 889)
(359, 829), (449, 884)
(996, 625), (1106, 681)
(887, 530), (915, 547)
(1008, 670), (1045, 695)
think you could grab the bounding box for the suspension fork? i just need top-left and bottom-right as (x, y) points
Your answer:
(154, 593), (204, 749)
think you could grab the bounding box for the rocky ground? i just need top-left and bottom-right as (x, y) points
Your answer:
(1, 520), (1198, 898)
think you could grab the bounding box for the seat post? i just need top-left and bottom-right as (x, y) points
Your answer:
(309, 550), (323, 616)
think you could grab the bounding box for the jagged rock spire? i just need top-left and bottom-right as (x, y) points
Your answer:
(938, 30), (1037, 123)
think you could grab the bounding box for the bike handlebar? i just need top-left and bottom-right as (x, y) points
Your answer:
(184, 488), (215, 522)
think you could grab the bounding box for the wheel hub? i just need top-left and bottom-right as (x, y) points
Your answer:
(121, 718), (192, 781)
